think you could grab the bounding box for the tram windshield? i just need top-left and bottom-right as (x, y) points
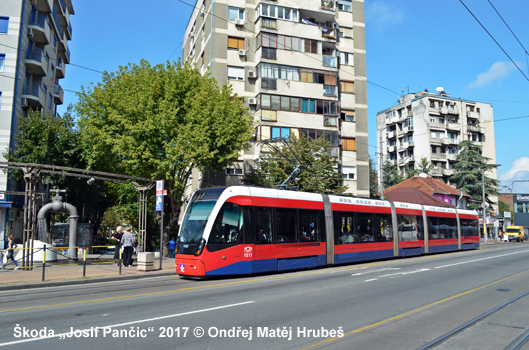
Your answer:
(179, 188), (224, 244)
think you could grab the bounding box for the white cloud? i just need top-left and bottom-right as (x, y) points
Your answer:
(365, 2), (404, 32)
(499, 157), (529, 193)
(468, 61), (517, 88)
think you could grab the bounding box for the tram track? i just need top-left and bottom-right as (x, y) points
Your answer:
(418, 289), (529, 350)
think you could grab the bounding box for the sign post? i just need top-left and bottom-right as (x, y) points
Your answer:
(156, 180), (164, 270)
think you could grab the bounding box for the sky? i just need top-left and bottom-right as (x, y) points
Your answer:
(57, 0), (529, 194)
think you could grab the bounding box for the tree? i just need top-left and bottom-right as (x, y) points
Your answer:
(369, 157), (379, 198)
(450, 140), (499, 210)
(498, 200), (510, 218)
(242, 135), (347, 194)
(4, 108), (110, 237)
(407, 157), (433, 178)
(382, 161), (405, 188)
(76, 59), (254, 255)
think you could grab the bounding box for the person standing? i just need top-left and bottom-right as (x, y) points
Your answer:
(121, 228), (135, 267)
(167, 237), (176, 258)
(111, 226), (124, 262)
(1, 234), (19, 270)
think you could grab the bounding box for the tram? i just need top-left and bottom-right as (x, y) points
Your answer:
(175, 186), (479, 277)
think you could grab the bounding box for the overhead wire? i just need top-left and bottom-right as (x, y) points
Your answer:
(459, 0), (529, 83)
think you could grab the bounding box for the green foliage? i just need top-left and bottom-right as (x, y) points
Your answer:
(450, 140), (499, 210)
(75, 59), (254, 250)
(498, 200), (510, 218)
(242, 135), (347, 194)
(4, 107), (110, 235)
(369, 157), (379, 199)
(382, 160), (405, 188)
(407, 157), (433, 178)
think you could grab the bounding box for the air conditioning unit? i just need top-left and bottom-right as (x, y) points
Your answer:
(248, 98), (257, 105)
(188, 31), (195, 37)
(200, 5), (205, 15)
(238, 49), (246, 56)
(21, 98), (28, 107)
(247, 70), (256, 78)
(234, 18), (245, 26)
(27, 28), (33, 38)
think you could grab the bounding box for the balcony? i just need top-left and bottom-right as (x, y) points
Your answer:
(321, 0), (335, 11)
(321, 27), (336, 40)
(441, 138), (458, 145)
(323, 84), (337, 97)
(431, 169), (442, 177)
(28, 11), (50, 44)
(21, 82), (45, 108)
(322, 55), (337, 68)
(54, 84), (64, 105)
(387, 131), (395, 139)
(467, 125), (483, 133)
(387, 145), (396, 153)
(443, 169), (455, 176)
(467, 111), (480, 119)
(261, 78), (277, 90)
(447, 108), (459, 115)
(447, 154), (457, 161)
(25, 46), (46, 75)
(446, 122), (460, 131)
(324, 116), (337, 127)
(55, 57), (65, 79)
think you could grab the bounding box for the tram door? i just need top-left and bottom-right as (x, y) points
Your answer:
(252, 207), (275, 273)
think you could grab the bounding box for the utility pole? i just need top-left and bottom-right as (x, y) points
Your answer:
(482, 172), (487, 243)
(379, 136), (385, 200)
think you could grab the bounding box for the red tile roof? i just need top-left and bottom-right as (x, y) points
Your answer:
(384, 187), (456, 208)
(384, 175), (470, 198)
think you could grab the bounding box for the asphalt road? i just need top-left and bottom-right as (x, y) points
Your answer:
(1, 243), (529, 350)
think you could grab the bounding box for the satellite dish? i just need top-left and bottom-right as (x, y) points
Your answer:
(436, 87), (444, 93)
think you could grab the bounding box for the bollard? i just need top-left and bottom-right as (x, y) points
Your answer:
(42, 245), (46, 282)
(83, 246), (87, 277)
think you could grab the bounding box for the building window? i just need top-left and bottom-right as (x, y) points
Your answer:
(42, 83), (47, 94)
(341, 109), (355, 122)
(339, 52), (354, 66)
(340, 80), (354, 93)
(338, 0), (352, 12)
(226, 167), (244, 175)
(262, 47), (277, 59)
(261, 18), (277, 29)
(0, 17), (8, 34)
(342, 138), (356, 151)
(0, 92), (2, 109)
(304, 39), (319, 54)
(0, 54), (5, 71)
(228, 7), (244, 21)
(48, 92), (52, 109)
(228, 36), (244, 50)
(53, 34), (57, 50)
(431, 131), (437, 138)
(227, 66), (244, 81)
(342, 166), (356, 180)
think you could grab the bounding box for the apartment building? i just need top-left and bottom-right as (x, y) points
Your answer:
(376, 89), (497, 188)
(0, 0), (74, 247)
(182, 0), (368, 197)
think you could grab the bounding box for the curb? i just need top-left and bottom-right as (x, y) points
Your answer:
(0, 270), (177, 292)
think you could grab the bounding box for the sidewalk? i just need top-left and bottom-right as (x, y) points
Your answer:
(0, 254), (177, 291)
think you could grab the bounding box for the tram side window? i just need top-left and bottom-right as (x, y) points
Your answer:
(209, 202), (243, 246)
(300, 210), (319, 242)
(375, 213), (393, 242)
(255, 207), (273, 244)
(461, 219), (478, 237)
(276, 208), (298, 243)
(336, 212), (354, 244)
(356, 213), (374, 243)
(397, 214), (424, 241)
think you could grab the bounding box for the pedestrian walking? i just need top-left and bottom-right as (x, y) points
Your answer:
(1, 234), (19, 270)
(121, 228), (135, 267)
(167, 237), (176, 258)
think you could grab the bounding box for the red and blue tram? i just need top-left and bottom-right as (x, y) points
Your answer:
(175, 186), (479, 277)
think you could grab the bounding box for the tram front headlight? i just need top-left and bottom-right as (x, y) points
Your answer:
(195, 238), (206, 256)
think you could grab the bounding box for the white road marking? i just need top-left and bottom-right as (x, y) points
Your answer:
(0, 301), (255, 347)
(352, 267), (400, 276)
(435, 250), (529, 269)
